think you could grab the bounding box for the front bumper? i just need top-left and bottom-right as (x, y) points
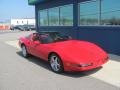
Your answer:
(64, 57), (109, 72)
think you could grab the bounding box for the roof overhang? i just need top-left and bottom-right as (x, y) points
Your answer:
(28, 0), (89, 5)
(28, 0), (50, 5)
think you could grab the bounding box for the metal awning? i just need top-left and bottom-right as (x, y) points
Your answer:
(28, 0), (50, 5)
(28, 0), (89, 5)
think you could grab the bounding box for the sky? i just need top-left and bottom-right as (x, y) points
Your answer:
(0, 0), (120, 22)
(0, 0), (35, 22)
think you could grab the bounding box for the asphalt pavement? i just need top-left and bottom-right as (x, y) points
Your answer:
(0, 30), (119, 90)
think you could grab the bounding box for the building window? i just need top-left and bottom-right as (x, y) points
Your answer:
(79, 0), (120, 26)
(79, 0), (99, 25)
(38, 4), (73, 26)
(39, 9), (48, 26)
(49, 7), (59, 26)
(101, 0), (120, 25)
(60, 4), (73, 26)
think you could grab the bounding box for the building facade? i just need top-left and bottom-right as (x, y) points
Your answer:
(28, 0), (120, 55)
(11, 19), (35, 26)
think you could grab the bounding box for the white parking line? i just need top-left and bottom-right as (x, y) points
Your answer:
(5, 40), (120, 88)
(5, 40), (20, 50)
(84, 59), (120, 87)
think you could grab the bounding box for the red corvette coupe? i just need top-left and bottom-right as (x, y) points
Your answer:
(19, 31), (109, 73)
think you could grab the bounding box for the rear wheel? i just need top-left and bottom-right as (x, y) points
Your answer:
(21, 45), (29, 58)
(49, 54), (64, 73)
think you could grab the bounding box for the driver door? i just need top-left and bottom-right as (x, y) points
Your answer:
(33, 42), (49, 60)
(29, 33), (48, 60)
(28, 33), (40, 56)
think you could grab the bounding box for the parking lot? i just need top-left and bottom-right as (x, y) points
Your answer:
(0, 30), (120, 90)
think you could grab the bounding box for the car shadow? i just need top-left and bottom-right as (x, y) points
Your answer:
(16, 51), (102, 78)
(81, 67), (102, 76)
(60, 67), (102, 78)
(16, 51), (51, 70)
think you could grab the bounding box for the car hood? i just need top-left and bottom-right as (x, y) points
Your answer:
(48, 40), (108, 63)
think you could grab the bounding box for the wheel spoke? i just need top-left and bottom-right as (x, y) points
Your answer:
(51, 63), (55, 69)
(22, 46), (27, 57)
(54, 57), (58, 61)
(55, 64), (60, 70)
(54, 64), (58, 71)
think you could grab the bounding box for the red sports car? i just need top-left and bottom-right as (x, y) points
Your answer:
(19, 31), (109, 73)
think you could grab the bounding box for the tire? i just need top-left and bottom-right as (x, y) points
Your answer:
(21, 45), (29, 58)
(49, 54), (64, 73)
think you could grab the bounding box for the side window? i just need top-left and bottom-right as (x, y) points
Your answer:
(39, 34), (53, 43)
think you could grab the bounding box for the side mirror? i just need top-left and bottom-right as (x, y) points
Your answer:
(32, 34), (39, 41)
(32, 36), (37, 41)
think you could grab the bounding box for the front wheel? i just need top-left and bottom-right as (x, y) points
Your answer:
(21, 45), (29, 58)
(49, 54), (64, 73)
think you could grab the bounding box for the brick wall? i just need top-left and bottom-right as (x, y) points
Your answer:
(0, 25), (10, 30)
